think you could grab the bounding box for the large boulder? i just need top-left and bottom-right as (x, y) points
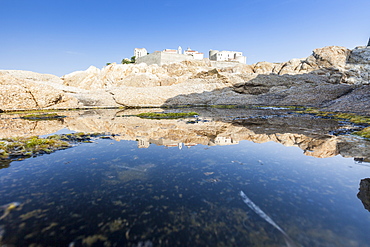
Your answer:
(240, 46), (354, 87)
(278, 58), (306, 75)
(310, 46), (351, 68)
(252, 61), (277, 74)
(62, 66), (102, 89)
(0, 71), (78, 111)
(342, 47), (370, 84)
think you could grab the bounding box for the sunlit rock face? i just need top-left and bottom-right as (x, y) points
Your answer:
(61, 46), (354, 91)
(320, 47), (370, 113)
(1, 109), (367, 160)
(0, 71), (78, 111)
(1, 70), (64, 84)
(1, 46), (370, 112)
(244, 46), (350, 78)
(60, 46), (368, 111)
(310, 46), (351, 69)
(61, 61), (211, 90)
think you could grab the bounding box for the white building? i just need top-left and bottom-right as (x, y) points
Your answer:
(163, 46), (183, 54)
(209, 50), (246, 64)
(137, 139), (150, 149)
(135, 46), (204, 66)
(136, 46), (203, 60)
(134, 48), (148, 58)
(214, 136), (239, 146)
(184, 47), (204, 60)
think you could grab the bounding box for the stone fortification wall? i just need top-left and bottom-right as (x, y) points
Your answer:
(210, 61), (241, 68)
(136, 52), (194, 66)
(160, 52), (194, 65)
(136, 52), (162, 66)
(209, 50), (218, 60)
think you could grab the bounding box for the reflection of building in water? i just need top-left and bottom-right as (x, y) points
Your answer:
(137, 139), (150, 149)
(136, 138), (197, 149)
(150, 138), (197, 149)
(134, 48), (148, 59)
(354, 157), (370, 164)
(136, 137), (238, 149)
(213, 136), (239, 146)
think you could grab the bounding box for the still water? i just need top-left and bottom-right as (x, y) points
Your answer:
(0, 108), (370, 246)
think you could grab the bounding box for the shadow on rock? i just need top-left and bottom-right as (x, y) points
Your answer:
(358, 178), (370, 212)
(162, 72), (360, 113)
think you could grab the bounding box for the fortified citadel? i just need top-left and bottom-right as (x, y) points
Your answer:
(135, 46), (247, 67)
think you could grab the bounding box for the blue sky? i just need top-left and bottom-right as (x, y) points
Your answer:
(1, 0), (369, 76)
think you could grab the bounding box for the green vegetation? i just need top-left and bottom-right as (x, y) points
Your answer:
(161, 105), (207, 108)
(121, 59), (131, 64)
(137, 112), (198, 119)
(6, 109), (65, 115)
(253, 105), (305, 110)
(0, 133), (110, 161)
(121, 56), (136, 64)
(47, 132), (103, 143)
(331, 113), (370, 125)
(292, 107), (370, 139)
(20, 113), (66, 121)
(7, 106), (126, 115)
(295, 108), (370, 125)
(210, 105), (238, 109)
(353, 127), (370, 139)
(0, 136), (70, 160)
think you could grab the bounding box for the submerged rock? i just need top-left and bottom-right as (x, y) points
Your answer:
(0, 136), (71, 160)
(0, 133), (111, 162)
(357, 178), (370, 212)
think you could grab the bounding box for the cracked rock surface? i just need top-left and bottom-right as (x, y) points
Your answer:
(0, 72), (78, 110)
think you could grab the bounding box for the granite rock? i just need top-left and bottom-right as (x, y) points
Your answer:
(0, 72), (78, 111)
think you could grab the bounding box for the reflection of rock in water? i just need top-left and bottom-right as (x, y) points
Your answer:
(1, 108), (370, 161)
(354, 158), (370, 164)
(357, 178), (370, 212)
(0, 160), (10, 170)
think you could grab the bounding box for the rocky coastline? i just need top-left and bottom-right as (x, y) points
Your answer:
(1, 45), (369, 114)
